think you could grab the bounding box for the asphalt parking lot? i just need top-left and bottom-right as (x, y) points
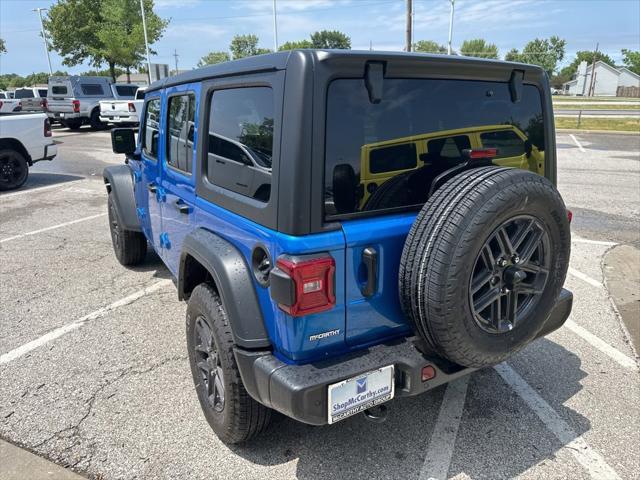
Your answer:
(1, 127), (639, 479)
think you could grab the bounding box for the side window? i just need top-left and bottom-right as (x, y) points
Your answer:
(38, 89), (48, 98)
(142, 97), (161, 159)
(369, 143), (417, 174)
(81, 84), (104, 96)
(207, 87), (274, 202)
(480, 130), (525, 158)
(135, 89), (145, 100)
(115, 85), (138, 97)
(166, 93), (196, 173)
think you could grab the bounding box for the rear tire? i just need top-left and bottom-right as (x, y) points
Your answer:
(0, 149), (29, 191)
(107, 195), (147, 266)
(89, 109), (106, 130)
(63, 119), (82, 130)
(186, 283), (272, 444)
(400, 167), (570, 367)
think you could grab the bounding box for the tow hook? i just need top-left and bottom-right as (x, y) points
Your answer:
(363, 404), (388, 423)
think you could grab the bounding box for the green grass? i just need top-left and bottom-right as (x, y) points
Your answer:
(555, 117), (640, 132)
(553, 103), (640, 110)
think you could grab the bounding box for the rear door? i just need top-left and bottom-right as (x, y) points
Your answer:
(160, 84), (198, 275)
(47, 79), (74, 114)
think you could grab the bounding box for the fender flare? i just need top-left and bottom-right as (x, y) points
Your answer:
(103, 165), (141, 232)
(179, 228), (271, 349)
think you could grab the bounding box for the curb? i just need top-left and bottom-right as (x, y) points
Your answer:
(556, 128), (640, 135)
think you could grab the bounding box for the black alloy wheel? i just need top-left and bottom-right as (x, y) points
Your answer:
(193, 315), (225, 412)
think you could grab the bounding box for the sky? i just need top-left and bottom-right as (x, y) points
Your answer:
(1, 0), (639, 76)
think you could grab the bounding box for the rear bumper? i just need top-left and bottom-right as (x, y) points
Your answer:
(99, 114), (139, 124)
(235, 288), (573, 425)
(32, 143), (58, 163)
(48, 112), (82, 120)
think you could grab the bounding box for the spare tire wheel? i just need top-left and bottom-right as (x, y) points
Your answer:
(399, 166), (570, 368)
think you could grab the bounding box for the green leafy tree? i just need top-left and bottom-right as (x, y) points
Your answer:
(621, 49), (640, 75)
(503, 36), (566, 75)
(460, 39), (498, 59)
(278, 39), (313, 51)
(310, 30), (351, 49)
(559, 50), (615, 79)
(413, 40), (447, 54)
(198, 51), (230, 67)
(45, 0), (168, 81)
(0, 38), (6, 54)
(230, 34), (271, 59)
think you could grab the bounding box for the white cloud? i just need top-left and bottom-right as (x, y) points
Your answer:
(156, 0), (202, 8)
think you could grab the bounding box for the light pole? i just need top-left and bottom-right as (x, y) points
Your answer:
(447, 0), (455, 55)
(139, 0), (152, 83)
(33, 8), (53, 75)
(272, 0), (279, 51)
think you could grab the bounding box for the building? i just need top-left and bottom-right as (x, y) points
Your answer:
(115, 72), (149, 86)
(562, 61), (640, 96)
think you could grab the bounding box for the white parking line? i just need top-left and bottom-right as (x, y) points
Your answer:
(0, 213), (106, 243)
(495, 363), (621, 480)
(0, 180), (84, 199)
(568, 267), (603, 288)
(0, 280), (172, 365)
(572, 237), (618, 247)
(419, 376), (470, 480)
(569, 134), (586, 153)
(565, 320), (637, 370)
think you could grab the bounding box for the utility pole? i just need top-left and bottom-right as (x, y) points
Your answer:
(447, 0), (455, 55)
(33, 8), (53, 75)
(139, 0), (152, 84)
(587, 42), (599, 97)
(173, 49), (179, 75)
(405, 0), (412, 52)
(272, 0), (279, 51)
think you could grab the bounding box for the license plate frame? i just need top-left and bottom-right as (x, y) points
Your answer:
(327, 365), (394, 424)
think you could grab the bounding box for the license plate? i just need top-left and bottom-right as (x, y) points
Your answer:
(327, 365), (394, 424)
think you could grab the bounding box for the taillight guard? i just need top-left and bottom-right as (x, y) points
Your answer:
(270, 253), (336, 317)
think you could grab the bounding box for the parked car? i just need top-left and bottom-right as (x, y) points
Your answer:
(105, 50), (572, 444)
(14, 87), (48, 113)
(47, 76), (138, 130)
(0, 92), (21, 113)
(99, 87), (146, 126)
(0, 112), (57, 190)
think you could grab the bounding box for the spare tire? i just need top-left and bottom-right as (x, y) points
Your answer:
(399, 166), (570, 367)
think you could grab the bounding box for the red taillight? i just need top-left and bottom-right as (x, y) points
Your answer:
(44, 118), (52, 137)
(567, 209), (573, 223)
(464, 148), (498, 159)
(72, 99), (80, 113)
(0, 101), (3, 109)
(128, 102), (136, 113)
(272, 254), (336, 317)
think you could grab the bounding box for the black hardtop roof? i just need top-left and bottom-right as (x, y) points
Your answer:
(145, 49), (544, 93)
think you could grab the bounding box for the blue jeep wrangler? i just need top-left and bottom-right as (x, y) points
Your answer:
(105, 50), (572, 444)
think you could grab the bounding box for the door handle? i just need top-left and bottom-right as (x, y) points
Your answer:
(147, 183), (157, 193)
(174, 199), (191, 215)
(361, 247), (378, 297)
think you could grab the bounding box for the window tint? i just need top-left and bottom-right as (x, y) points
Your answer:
(14, 89), (35, 99)
(207, 87), (274, 202)
(38, 89), (47, 97)
(51, 85), (68, 95)
(166, 94), (196, 173)
(370, 143), (416, 174)
(142, 97), (161, 159)
(325, 78), (545, 218)
(0, 93), (5, 99)
(480, 130), (526, 158)
(115, 85), (138, 98)
(135, 89), (145, 100)
(81, 84), (104, 95)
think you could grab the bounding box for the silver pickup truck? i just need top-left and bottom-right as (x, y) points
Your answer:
(14, 87), (48, 113)
(47, 76), (138, 130)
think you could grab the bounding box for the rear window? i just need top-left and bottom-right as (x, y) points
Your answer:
(0, 93), (5, 99)
(325, 78), (545, 217)
(38, 89), (47, 97)
(81, 84), (105, 96)
(135, 89), (145, 100)
(115, 85), (138, 98)
(51, 85), (68, 95)
(14, 89), (35, 99)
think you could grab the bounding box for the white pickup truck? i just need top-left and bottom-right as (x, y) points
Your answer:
(99, 87), (146, 126)
(0, 92), (21, 113)
(0, 113), (57, 191)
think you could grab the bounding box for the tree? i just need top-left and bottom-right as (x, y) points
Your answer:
(278, 39), (313, 51)
(460, 39), (498, 59)
(504, 36), (566, 76)
(559, 50), (615, 79)
(413, 40), (446, 54)
(621, 49), (640, 75)
(310, 30), (351, 49)
(45, 0), (168, 81)
(198, 51), (230, 67)
(0, 38), (6, 54)
(230, 34), (271, 59)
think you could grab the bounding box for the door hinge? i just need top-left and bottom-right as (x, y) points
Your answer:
(156, 187), (166, 203)
(159, 232), (171, 249)
(133, 171), (141, 183)
(136, 207), (146, 219)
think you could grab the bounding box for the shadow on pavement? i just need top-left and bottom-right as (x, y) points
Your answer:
(226, 338), (587, 479)
(0, 173), (84, 196)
